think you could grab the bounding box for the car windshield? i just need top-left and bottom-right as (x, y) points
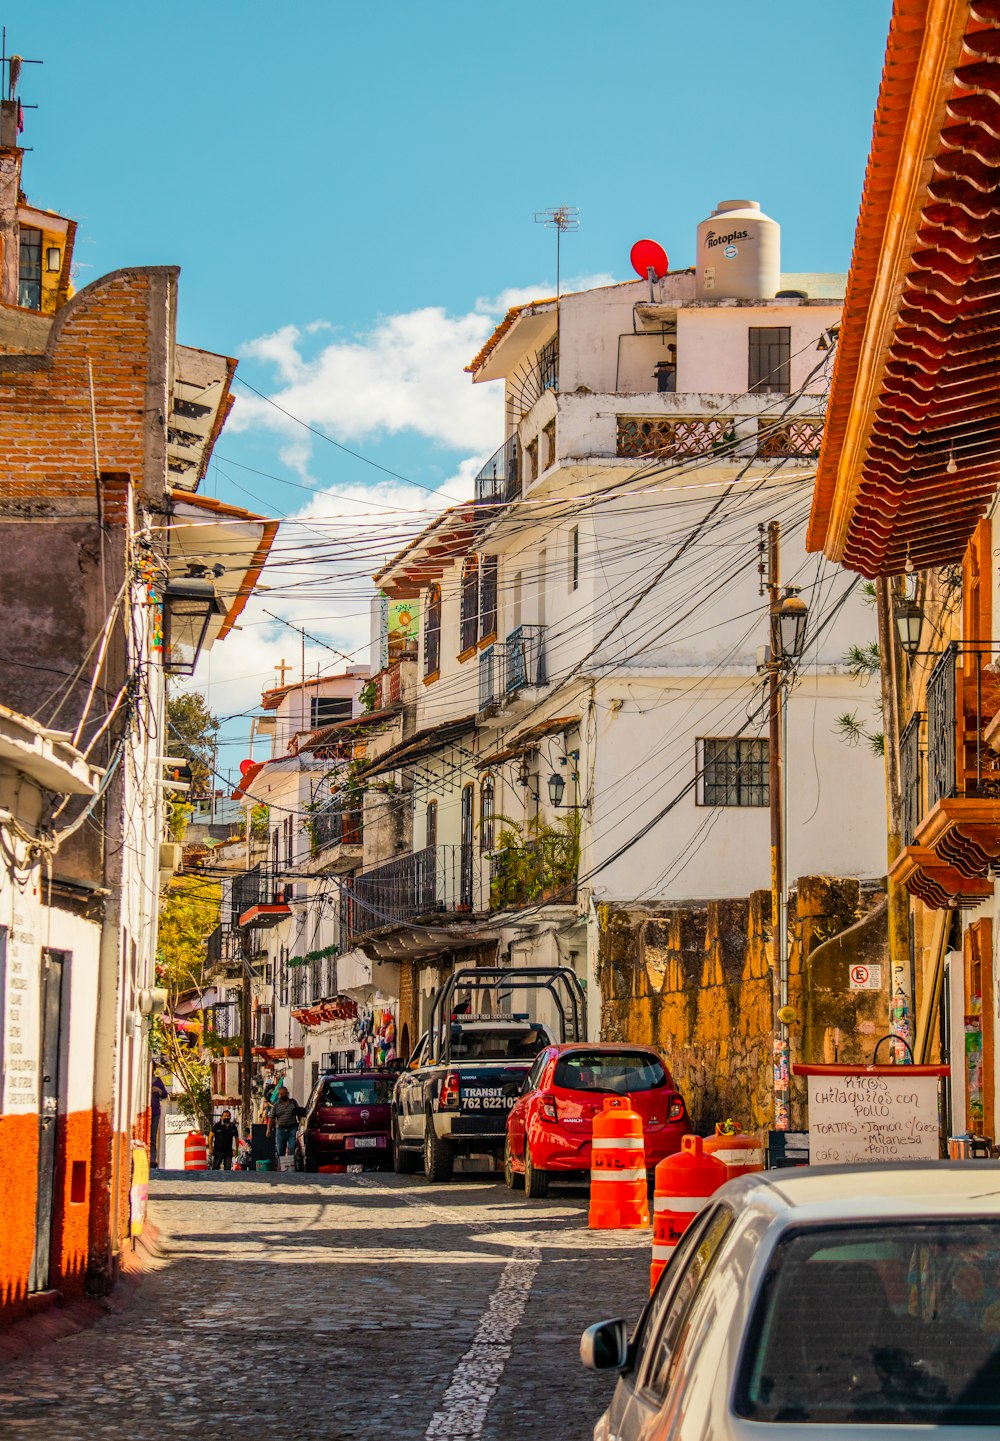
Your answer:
(735, 1221), (1000, 1426)
(553, 1051), (668, 1093)
(449, 1027), (547, 1060)
(319, 1077), (393, 1106)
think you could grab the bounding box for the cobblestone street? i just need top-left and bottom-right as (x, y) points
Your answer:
(0, 1171), (650, 1441)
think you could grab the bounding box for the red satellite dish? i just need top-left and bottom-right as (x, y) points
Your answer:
(239, 758), (256, 776)
(630, 239), (669, 280)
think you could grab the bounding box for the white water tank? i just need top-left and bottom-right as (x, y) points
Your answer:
(696, 200), (780, 301)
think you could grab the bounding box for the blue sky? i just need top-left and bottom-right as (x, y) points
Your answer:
(21, 1), (892, 745)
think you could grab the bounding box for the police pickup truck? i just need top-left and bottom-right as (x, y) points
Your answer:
(390, 965), (586, 1182)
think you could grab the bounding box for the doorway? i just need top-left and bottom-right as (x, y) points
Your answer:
(30, 948), (66, 1293)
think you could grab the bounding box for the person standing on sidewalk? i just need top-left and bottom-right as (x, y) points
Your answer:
(209, 1110), (240, 1170)
(150, 1071), (168, 1168)
(268, 1086), (301, 1161)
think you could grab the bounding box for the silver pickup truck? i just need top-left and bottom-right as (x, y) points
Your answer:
(390, 965), (587, 1182)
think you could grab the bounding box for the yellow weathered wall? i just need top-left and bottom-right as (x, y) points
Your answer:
(597, 877), (888, 1134)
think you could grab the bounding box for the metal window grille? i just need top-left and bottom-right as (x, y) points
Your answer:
(460, 556), (479, 652)
(570, 527), (579, 591)
(480, 777), (495, 853)
(18, 227), (41, 309)
(900, 712), (925, 847)
(310, 695), (352, 728)
(424, 585), (441, 676)
(479, 556), (498, 639)
(699, 737), (769, 807)
(748, 327), (791, 394)
(279, 945), (289, 1006)
(538, 336), (558, 393)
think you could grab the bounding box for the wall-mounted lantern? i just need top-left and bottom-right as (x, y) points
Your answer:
(163, 576), (225, 675)
(547, 772), (566, 807)
(894, 596), (924, 659)
(770, 587), (809, 662)
(45, 246), (61, 273)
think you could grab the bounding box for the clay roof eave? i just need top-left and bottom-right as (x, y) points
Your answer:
(808, 0), (1000, 575)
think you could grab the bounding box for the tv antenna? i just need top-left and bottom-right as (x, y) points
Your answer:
(534, 205), (579, 299)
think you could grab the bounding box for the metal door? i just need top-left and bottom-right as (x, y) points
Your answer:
(30, 949), (65, 1293)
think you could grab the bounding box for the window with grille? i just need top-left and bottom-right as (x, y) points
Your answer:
(479, 556), (497, 640)
(748, 327), (790, 394)
(310, 695), (352, 728)
(460, 555), (479, 653)
(18, 227), (41, 309)
(698, 737), (769, 807)
(569, 526), (579, 591)
(424, 583), (441, 677)
(480, 776), (495, 852)
(279, 945), (289, 1006)
(538, 336), (558, 392)
(425, 800), (438, 850)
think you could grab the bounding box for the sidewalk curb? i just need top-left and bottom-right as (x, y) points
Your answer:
(0, 1214), (167, 1366)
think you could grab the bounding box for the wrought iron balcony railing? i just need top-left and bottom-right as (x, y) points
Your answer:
(339, 844), (481, 944)
(900, 711), (925, 849)
(479, 625), (547, 712)
(475, 434), (520, 506)
(922, 644), (1000, 813)
(231, 863), (292, 928)
(311, 798), (363, 854)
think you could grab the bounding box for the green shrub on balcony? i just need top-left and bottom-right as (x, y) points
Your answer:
(490, 813), (581, 909)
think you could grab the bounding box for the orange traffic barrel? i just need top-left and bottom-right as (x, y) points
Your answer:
(184, 1132), (209, 1171)
(703, 1122), (765, 1181)
(588, 1095), (650, 1230)
(650, 1135), (727, 1291)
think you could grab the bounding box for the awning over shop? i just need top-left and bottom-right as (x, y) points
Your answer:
(808, 0), (1000, 577)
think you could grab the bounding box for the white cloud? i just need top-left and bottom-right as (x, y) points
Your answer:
(232, 272), (621, 459)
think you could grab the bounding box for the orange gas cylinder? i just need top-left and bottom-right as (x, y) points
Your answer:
(650, 1135), (727, 1291)
(588, 1095), (650, 1230)
(703, 1122), (765, 1181)
(184, 1132), (209, 1171)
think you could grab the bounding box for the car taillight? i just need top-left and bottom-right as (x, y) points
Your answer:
(667, 1094), (686, 1122)
(439, 1071), (461, 1110)
(539, 1092), (558, 1122)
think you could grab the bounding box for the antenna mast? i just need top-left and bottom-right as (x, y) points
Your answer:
(533, 205), (579, 300)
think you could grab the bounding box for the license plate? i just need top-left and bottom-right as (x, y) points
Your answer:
(463, 1094), (510, 1111)
(350, 1137), (382, 1149)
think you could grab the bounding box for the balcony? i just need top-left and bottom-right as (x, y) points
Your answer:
(616, 413), (823, 462)
(339, 844), (482, 945)
(232, 863), (293, 929)
(479, 625), (546, 716)
(299, 797), (364, 876)
(891, 644), (1000, 909)
(374, 661), (403, 708)
(474, 434), (520, 506)
(490, 835), (578, 910)
(206, 924), (247, 975)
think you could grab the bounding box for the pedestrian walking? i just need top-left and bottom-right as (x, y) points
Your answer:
(268, 1086), (301, 1161)
(149, 1070), (168, 1168)
(209, 1110), (240, 1170)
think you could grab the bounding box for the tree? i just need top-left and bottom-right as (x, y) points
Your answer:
(166, 690), (220, 799)
(152, 872), (222, 1136)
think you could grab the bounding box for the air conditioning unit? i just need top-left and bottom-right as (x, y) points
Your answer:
(159, 842), (184, 873)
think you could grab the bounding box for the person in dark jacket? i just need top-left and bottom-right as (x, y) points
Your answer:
(150, 1072), (168, 1167)
(209, 1110), (239, 1170)
(268, 1087), (301, 1159)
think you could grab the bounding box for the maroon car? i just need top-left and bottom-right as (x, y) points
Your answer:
(295, 1071), (394, 1171)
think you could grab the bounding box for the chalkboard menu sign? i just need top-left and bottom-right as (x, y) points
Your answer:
(794, 1065), (949, 1166)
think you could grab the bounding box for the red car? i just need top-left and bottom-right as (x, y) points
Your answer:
(295, 1071), (394, 1171)
(504, 1043), (688, 1197)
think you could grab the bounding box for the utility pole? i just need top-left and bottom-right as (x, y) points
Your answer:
(763, 521), (791, 1130)
(240, 925), (253, 1134)
(875, 575), (912, 1055)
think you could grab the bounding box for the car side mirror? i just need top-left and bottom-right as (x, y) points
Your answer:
(580, 1318), (629, 1373)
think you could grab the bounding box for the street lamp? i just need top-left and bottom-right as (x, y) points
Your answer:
(772, 588), (809, 661)
(547, 772), (566, 807)
(894, 596), (924, 659)
(163, 577), (225, 676)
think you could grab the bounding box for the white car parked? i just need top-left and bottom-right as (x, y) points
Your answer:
(581, 1163), (1000, 1438)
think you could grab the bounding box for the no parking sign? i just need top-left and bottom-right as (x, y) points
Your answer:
(849, 962), (882, 991)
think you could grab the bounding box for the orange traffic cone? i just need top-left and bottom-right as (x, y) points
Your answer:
(649, 1135), (726, 1291)
(588, 1095), (650, 1230)
(703, 1122), (765, 1181)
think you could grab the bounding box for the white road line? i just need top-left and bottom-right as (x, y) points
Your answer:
(423, 1245), (541, 1440)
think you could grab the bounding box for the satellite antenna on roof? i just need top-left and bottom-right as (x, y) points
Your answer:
(630, 239), (670, 301)
(534, 205), (579, 300)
